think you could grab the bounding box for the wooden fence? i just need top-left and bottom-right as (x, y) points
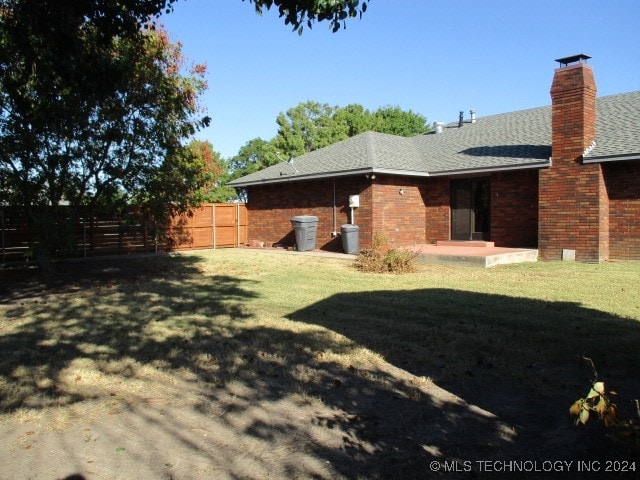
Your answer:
(167, 203), (248, 251)
(0, 203), (248, 264)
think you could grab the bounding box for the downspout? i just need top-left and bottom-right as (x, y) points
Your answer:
(332, 179), (338, 237)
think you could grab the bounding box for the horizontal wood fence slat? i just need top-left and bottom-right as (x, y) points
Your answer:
(1, 203), (248, 263)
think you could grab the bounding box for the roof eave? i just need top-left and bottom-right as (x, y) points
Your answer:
(583, 153), (640, 164)
(427, 159), (552, 177)
(227, 159), (552, 187)
(226, 167), (374, 187)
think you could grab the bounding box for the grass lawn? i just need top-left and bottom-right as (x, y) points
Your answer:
(1, 249), (639, 479)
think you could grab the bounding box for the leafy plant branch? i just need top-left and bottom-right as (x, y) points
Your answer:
(570, 357), (640, 454)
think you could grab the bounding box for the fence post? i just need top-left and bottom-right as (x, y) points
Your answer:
(236, 204), (240, 247)
(89, 215), (94, 257)
(82, 217), (87, 258)
(143, 216), (147, 252)
(1, 206), (5, 265)
(212, 204), (217, 249)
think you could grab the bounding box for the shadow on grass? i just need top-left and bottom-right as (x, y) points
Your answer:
(1, 258), (639, 479)
(288, 288), (640, 465)
(0, 255), (255, 411)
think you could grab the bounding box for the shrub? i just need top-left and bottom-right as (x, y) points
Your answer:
(355, 234), (417, 274)
(570, 358), (640, 455)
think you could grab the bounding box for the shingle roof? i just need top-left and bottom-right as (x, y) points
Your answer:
(227, 91), (640, 187)
(586, 91), (640, 161)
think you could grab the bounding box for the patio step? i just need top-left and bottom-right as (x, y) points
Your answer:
(415, 248), (538, 268)
(436, 240), (495, 248)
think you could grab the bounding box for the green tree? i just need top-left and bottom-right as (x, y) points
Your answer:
(332, 103), (377, 137)
(248, 0), (370, 33)
(225, 138), (282, 201)
(273, 101), (345, 156)
(228, 138), (281, 178)
(182, 140), (237, 203)
(224, 101), (428, 188)
(266, 101), (429, 160)
(205, 172), (238, 203)
(372, 106), (429, 136)
(0, 0), (370, 267)
(0, 24), (210, 268)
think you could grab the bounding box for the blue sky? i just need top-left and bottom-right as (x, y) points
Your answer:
(161, 0), (640, 159)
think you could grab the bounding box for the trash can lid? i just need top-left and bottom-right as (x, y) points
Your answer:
(341, 224), (359, 231)
(291, 215), (319, 222)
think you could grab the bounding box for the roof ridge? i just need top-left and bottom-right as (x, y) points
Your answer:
(364, 131), (377, 168)
(227, 90), (640, 187)
(461, 90), (640, 125)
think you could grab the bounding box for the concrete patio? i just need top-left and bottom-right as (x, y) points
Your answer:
(404, 241), (538, 268)
(242, 240), (538, 268)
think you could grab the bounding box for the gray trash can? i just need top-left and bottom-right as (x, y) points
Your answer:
(290, 216), (319, 251)
(341, 224), (359, 254)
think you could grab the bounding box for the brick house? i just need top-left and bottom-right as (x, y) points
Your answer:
(228, 55), (640, 261)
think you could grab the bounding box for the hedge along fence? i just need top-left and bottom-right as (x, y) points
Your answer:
(0, 203), (248, 264)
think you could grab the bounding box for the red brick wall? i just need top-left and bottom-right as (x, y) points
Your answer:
(246, 159), (636, 259)
(247, 175), (433, 250)
(490, 170), (539, 248)
(371, 176), (428, 245)
(598, 165), (611, 259)
(421, 172), (539, 248)
(424, 177), (450, 243)
(246, 176), (372, 251)
(604, 160), (640, 260)
(539, 62), (607, 261)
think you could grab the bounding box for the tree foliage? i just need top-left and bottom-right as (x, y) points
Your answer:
(273, 101), (344, 156)
(372, 106), (430, 137)
(182, 140), (237, 203)
(0, 0), (372, 266)
(247, 0), (369, 34)
(0, 10), (210, 266)
(332, 103), (377, 137)
(228, 138), (281, 179)
(272, 101), (428, 157)
(570, 358), (640, 454)
(226, 100), (428, 185)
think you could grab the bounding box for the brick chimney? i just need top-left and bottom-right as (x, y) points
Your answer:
(539, 55), (609, 262)
(550, 54), (597, 159)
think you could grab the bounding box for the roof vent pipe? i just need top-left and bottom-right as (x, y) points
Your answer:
(433, 121), (444, 134)
(470, 109), (476, 123)
(458, 111), (464, 127)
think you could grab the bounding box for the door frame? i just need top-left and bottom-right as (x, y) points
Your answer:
(450, 177), (491, 241)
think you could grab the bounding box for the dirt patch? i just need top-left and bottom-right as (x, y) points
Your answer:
(0, 363), (515, 480)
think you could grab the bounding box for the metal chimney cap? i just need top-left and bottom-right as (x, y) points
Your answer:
(555, 54), (591, 67)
